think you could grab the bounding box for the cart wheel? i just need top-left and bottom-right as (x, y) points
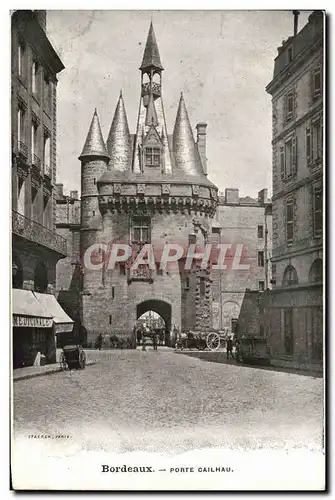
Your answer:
(59, 353), (67, 371)
(207, 332), (220, 351)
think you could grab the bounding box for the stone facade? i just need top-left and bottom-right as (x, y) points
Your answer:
(211, 188), (272, 336)
(56, 23), (219, 347)
(11, 10), (67, 365)
(265, 11), (324, 369)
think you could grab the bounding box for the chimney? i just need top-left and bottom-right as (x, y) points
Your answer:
(34, 10), (47, 31)
(55, 183), (64, 198)
(258, 189), (268, 205)
(70, 190), (79, 200)
(293, 10), (300, 36)
(225, 188), (239, 205)
(196, 123), (207, 176)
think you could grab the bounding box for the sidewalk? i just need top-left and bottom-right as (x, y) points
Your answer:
(13, 359), (96, 382)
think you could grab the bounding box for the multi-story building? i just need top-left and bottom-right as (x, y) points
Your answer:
(211, 188), (272, 336)
(11, 10), (73, 367)
(265, 11), (324, 370)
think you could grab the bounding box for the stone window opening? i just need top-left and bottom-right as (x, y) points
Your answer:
(284, 91), (295, 122)
(185, 277), (190, 290)
(112, 286), (115, 299)
(308, 259), (323, 283)
(282, 265), (298, 287)
(258, 280), (265, 292)
(43, 133), (51, 175)
(31, 119), (39, 165)
(18, 42), (26, 78)
(312, 67), (322, 100)
(43, 73), (51, 111)
(109, 315), (112, 325)
(31, 59), (39, 96)
(34, 261), (48, 293)
(313, 185), (322, 238)
(17, 106), (26, 152)
(132, 216), (150, 243)
(145, 147), (161, 168)
(257, 225), (264, 239)
(258, 251), (265, 267)
(200, 277), (205, 297)
(285, 199), (294, 243)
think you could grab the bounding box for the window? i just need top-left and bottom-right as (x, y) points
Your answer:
(43, 74), (51, 110)
(145, 147), (161, 167)
(312, 67), (322, 99)
(257, 225), (264, 239)
(120, 264), (126, 276)
(282, 265), (298, 287)
(185, 277), (190, 290)
(258, 251), (265, 267)
(280, 136), (297, 180)
(258, 280), (265, 292)
(132, 216), (150, 243)
(306, 117), (323, 166)
(17, 107), (26, 150)
(93, 178), (96, 185)
(200, 277), (205, 297)
(112, 286), (115, 299)
(313, 185), (322, 237)
(286, 199), (294, 243)
(284, 309), (293, 355)
(109, 315), (112, 325)
(18, 43), (25, 77)
(43, 134), (51, 175)
(92, 210), (95, 217)
(32, 60), (38, 94)
(285, 91), (295, 121)
(31, 120), (39, 164)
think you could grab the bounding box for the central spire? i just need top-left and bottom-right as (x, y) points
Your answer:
(140, 21), (164, 71)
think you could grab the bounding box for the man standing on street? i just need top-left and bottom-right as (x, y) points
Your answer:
(226, 336), (234, 360)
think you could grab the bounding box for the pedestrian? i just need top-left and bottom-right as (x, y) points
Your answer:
(235, 337), (241, 362)
(152, 330), (158, 351)
(97, 333), (103, 351)
(226, 336), (234, 360)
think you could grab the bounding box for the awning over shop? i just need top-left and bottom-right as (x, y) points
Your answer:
(12, 289), (53, 328)
(33, 292), (74, 334)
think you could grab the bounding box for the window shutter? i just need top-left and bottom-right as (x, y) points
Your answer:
(306, 126), (311, 165)
(292, 136), (297, 175)
(280, 146), (285, 180)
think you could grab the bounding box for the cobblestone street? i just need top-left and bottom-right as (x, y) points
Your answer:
(13, 349), (323, 454)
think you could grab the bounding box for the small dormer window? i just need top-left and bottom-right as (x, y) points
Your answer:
(145, 147), (161, 167)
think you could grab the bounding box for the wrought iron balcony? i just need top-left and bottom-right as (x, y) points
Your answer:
(141, 82), (161, 98)
(32, 154), (41, 170)
(44, 163), (52, 179)
(18, 141), (28, 160)
(12, 210), (67, 256)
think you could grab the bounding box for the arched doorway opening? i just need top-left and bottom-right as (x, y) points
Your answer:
(136, 300), (172, 346)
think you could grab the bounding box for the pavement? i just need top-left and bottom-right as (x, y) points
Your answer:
(13, 348), (323, 454)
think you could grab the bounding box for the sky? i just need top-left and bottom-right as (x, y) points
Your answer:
(46, 10), (312, 197)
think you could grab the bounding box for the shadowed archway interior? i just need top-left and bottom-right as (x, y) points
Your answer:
(136, 300), (172, 335)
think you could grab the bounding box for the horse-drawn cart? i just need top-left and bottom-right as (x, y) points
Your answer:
(60, 345), (86, 370)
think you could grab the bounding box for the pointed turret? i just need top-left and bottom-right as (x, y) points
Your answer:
(145, 92), (158, 127)
(140, 22), (164, 71)
(172, 94), (205, 177)
(79, 109), (109, 161)
(107, 92), (132, 172)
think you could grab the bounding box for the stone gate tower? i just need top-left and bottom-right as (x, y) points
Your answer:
(79, 23), (219, 345)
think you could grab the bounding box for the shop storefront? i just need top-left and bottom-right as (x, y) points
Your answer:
(12, 289), (74, 368)
(12, 289), (54, 368)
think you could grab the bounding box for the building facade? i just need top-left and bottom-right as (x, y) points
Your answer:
(265, 11), (324, 369)
(11, 10), (73, 367)
(211, 188), (272, 337)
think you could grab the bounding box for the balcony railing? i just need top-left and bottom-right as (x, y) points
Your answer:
(32, 154), (41, 170)
(18, 141), (28, 159)
(12, 210), (67, 256)
(44, 163), (52, 178)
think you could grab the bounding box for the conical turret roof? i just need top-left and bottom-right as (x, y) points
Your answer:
(79, 109), (109, 160)
(140, 22), (164, 71)
(107, 92), (132, 172)
(145, 92), (158, 127)
(172, 94), (205, 177)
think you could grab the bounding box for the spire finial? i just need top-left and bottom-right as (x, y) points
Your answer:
(140, 21), (164, 71)
(79, 109), (109, 161)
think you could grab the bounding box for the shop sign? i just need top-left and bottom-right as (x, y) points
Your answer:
(13, 315), (53, 328)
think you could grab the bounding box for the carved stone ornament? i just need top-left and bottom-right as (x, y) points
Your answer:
(161, 184), (170, 195)
(113, 183), (121, 194)
(192, 185), (200, 196)
(137, 184), (146, 194)
(210, 188), (218, 200)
